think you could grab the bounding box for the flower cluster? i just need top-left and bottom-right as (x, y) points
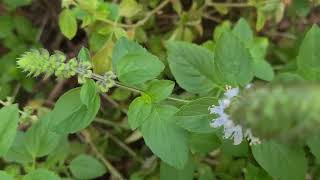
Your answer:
(17, 49), (117, 92)
(96, 71), (116, 92)
(18, 49), (84, 79)
(209, 85), (260, 146)
(77, 61), (93, 84)
(17, 49), (52, 77)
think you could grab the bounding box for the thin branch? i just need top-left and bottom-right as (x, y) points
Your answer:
(104, 130), (144, 164)
(0, 100), (25, 115)
(99, 0), (171, 28)
(206, 1), (252, 8)
(202, 13), (221, 22)
(90, 72), (190, 103)
(47, 79), (67, 102)
(94, 117), (125, 130)
(82, 130), (125, 180)
(11, 83), (21, 100)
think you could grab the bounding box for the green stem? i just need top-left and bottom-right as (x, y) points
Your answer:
(99, 0), (171, 28)
(82, 131), (124, 180)
(206, 1), (251, 8)
(32, 157), (36, 170)
(89, 72), (190, 103)
(0, 100), (5, 106)
(94, 117), (125, 129)
(0, 99), (25, 114)
(114, 82), (142, 94)
(167, 97), (191, 103)
(104, 131), (144, 163)
(115, 82), (191, 103)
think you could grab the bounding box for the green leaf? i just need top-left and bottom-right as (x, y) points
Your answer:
(45, 136), (70, 167)
(80, 79), (97, 106)
(256, 10), (266, 31)
(89, 31), (109, 52)
(13, 16), (37, 42)
(249, 37), (269, 60)
(119, 0), (143, 17)
(202, 40), (215, 51)
(160, 159), (195, 180)
(127, 96), (152, 130)
(69, 154), (106, 179)
(112, 37), (147, 70)
(2, 0), (32, 9)
(106, 2), (120, 21)
(4, 132), (33, 164)
(24, 115), (61, 158)
(0, 171), (14, 180)
(49, 88), (100, 134)
(189, 133), (221, 154)
(76, 0), (98, 12)
(141, 105), (189, 169)
(166, 41), (220, 94)
(221, 139), (248, 157)
(113, 37), (164, 85)
(232, 19), (273, 82)
(198, 164), (216, 180)
(215, 31), (254, 86)
(232, 18), (253, 42)
(245, 164), (272, 180)
(213, 21), (231, 41)
(78, 46), (91, 62)
(252, 141), (307, 180)
(116, 52), (164, 85)
(175, 97), (216, 133)
(297, 25), (320, 80)
(253, 60), (274, 81)
(307, 135), (320, 164)
(273, 72), (304, 83)
(145, 80), (175, 102)
(92, 41), (113, 74)
(23, 168), (60, 180)
(0, 15), (14, 39)
(111, 88), (131, 101)
(291, 0), (310, 17)
(0, 104), (19, 156)
(59, 8), (77, 39)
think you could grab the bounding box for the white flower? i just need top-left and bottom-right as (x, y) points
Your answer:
(209, 105), (224, 115)
(245, 83), (252, 89)
(223, 125), (243, 145)
(209, 99), (231, 116)
(248, 137), (261, 146)
(219, 99), (231, 108)
(245, 129), (261, 146)
(223, 121), (235, 139)
(232, 125), (243, 145)
(208, 84), (260, 146)
(210, 114), (230, 128)
(224, 87), (239, 99)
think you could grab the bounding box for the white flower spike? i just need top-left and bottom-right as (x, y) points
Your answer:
(209, 84), (260, 146)
(209, 105), (225, 115)
(245, 83), (252, 89)
(232, 125), (243, 145)
(210, 114), (230, 128)
(224, 87), (239, 100)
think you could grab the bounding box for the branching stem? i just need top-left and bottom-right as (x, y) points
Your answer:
(88, 71), (191, 103)
(206, 0), (251, 8)
(82, 130), (125, 180)
(100, 0), (171, 28)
